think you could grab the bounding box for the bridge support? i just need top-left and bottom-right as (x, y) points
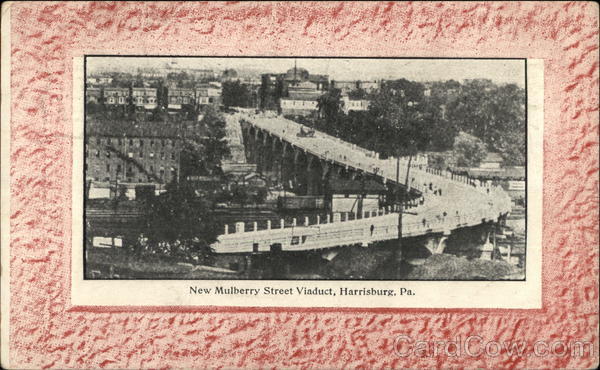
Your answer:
(423, 230), (452, 255)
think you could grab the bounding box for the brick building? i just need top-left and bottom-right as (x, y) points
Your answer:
(85, 120), (188, 186)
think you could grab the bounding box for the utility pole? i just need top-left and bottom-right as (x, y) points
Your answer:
(395, 153), (413, 266)
(395, 156), (402, 264)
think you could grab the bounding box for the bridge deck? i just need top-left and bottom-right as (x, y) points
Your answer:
(212, 113), (512, 254)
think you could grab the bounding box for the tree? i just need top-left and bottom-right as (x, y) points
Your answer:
(453, 132), (487, 167)
(231, 184), (249, 208)
(222, 80), (252, 107)
(446, 80), (525, 165)
(317, 88), (343, 124)
(252, 187), (268, 207)
(348, 88), (367, 100)
(366, 79), (451, 268)
(142, 179), (220, 257)
(180, 107), (230, 179)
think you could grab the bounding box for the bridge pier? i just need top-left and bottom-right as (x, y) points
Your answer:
(422, 230), (452, 255)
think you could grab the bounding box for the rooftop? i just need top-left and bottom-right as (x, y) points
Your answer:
(86, 119), (203, 138)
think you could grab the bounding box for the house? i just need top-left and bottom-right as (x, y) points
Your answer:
(86, 88), (102, 104)
(195, 83), (222, 107)
(167, 88), (195, 109)
(131, 87), (158, 110)
(103, 87), (130, 105)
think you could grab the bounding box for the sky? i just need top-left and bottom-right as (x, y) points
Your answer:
(87, 57), (526, 87)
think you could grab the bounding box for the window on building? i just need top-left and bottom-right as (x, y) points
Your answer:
(106, 138), (111, 144)
(117, 164), (121, 173)
(96, 138), (101, 145)
(106, 151), (110, 158)
(139, 152), (143, 158)
(106, 164), (110, 172)
(149, 152), (154, 158)
(118, 138), (122, 145)
(161, 139), (165, 146)
(171, 167), (177, 180)
(128, 152), (133, 158)
(129, 139), (133, 146)
(150, 166), (154, 173)
(160, 152), (165, 160)
(95, 150), (100, 157)
(139, 140), (144, 147)
(150, 140), (154, 147)
(159, 169), (164, 179)
(171, 153), (175, 160)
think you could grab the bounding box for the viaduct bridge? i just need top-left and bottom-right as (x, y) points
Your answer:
(211, 112), (512, 254)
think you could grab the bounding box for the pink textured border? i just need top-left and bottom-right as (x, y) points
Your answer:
(5, 2), (598, 368)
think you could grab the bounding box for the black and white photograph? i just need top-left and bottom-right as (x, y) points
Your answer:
(83, 56), (527, 281)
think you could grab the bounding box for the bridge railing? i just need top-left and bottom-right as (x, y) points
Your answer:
(213, 206), (499, 253)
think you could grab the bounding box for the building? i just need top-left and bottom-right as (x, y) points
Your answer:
(195, 83), (222, 107)
(332, 80), (379, 94)
(87, 76), (113, 86)
(86, 88), (102, 104)
(326, 175), (387, 213)
(359, 80), (379, 93)
(167, 88), (195, 109)
(85, 120), (189, 188)
(479, 152), (503, 169)
(103, 87), (130, 106)
(283, 67), (309, 84)
(341, 96), (370, 113)
(131, 87), (158, 110)
(308, 74), (329, 91)
(331, 80), (358, 94)
(287, 81), (321, 100)
(280, 97), (318, 116)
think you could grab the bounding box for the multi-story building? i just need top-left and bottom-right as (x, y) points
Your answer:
(331, 80), (379, 94)
(103, 87), (130, 106)
(195, 83), (222, 107)
(86, 88), (102, 104)
(280, 97), (318, 116)
(131, 87), (158, 109)
(85, 120), (187, 186)
(167, 88), (195, 109)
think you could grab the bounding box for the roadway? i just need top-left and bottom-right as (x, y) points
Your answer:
(211, 112), (512, 253)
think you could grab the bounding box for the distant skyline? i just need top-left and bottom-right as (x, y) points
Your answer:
(87, 57), (526, 87)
